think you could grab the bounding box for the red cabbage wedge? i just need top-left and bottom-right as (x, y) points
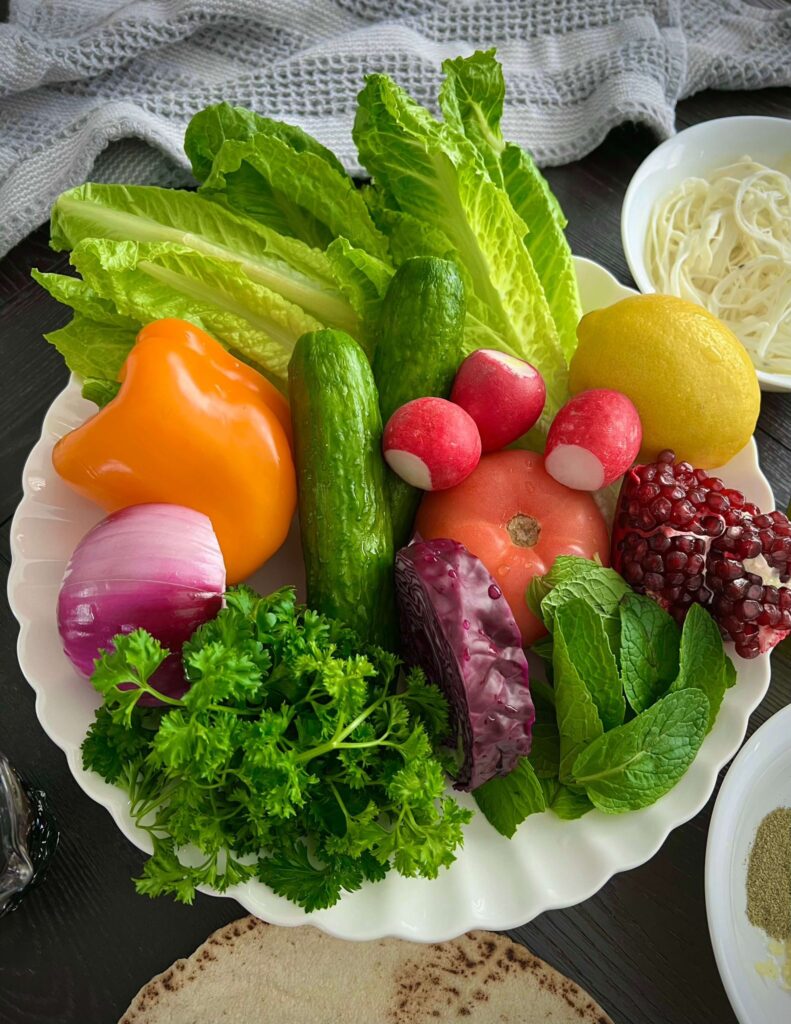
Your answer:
(395, 537), (535, 790)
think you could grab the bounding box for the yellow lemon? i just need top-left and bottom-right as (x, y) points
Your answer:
(571, 294), (760, 468)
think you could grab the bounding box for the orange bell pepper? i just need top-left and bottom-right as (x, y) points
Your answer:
(53, 318), (296, 583)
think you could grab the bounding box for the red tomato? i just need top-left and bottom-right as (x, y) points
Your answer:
(415, 450), (610, 646)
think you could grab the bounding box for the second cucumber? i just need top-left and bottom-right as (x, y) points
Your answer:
(289, 328), (396, 650)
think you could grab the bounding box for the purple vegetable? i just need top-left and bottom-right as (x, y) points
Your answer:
(57, 504), (225, 700)
(395, 537), (535, 791)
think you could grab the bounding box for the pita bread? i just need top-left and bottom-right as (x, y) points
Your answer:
(120, 917), (614, 1024)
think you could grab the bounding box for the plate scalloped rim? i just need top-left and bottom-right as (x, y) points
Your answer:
(8, 256), (774, 942)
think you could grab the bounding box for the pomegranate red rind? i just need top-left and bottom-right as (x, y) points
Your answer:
(395, 537), (535, 791)
(611, 450), (791, 658)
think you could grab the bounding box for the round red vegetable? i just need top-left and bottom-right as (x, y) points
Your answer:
(611, 448), (791, 658)
(383, 397), (481, 490)
(450, 349), (546, 452)
(415, 451), (611, 645)
(395, 536), (534, 791)
(58, 504), (226, 699)
(544, 389), (642, 491)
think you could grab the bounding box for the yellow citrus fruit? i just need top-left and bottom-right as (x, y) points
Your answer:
(571, 294), (760, 468)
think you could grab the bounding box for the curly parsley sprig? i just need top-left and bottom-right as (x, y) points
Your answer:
(81, 586), (469, 911)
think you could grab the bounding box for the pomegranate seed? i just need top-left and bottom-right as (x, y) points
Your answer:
(702, 515), (725, 537)
(611, 451), (791, 657)
(638, 483), (661, 503)
(657, 450), (675, 464)
(650, 497), (672, 522)
(707, 492), (730, 512)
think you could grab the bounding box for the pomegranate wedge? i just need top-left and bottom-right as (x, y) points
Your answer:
(611, 450), (791, 658)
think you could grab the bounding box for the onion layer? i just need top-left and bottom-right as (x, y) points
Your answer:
(57, 504), (226, 698)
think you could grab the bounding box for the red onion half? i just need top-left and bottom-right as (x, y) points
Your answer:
(57, 504), (226, 699)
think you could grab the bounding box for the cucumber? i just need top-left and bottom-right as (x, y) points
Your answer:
(289, 328), (396, 649)
(372, 257), (466, 549)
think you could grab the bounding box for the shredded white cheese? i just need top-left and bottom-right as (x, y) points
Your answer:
(645, 157), (791, 376)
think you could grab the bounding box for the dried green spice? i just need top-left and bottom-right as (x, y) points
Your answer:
(746, 807), (791, 942)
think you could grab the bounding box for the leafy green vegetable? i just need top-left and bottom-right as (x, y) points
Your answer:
(40, 311), (137, 381)
(550, 785), (595, 820)
(439, 50), (580, 360)
(353, 73), (567, 429)
(537, 778), (593, 820)
(473, 757), (545, 838)
(572, 689), (709, 812)
(66, 237), (325, 389)
(528, 556), (630, 659)
(82, 586), (471, 910)
(201, 135), (387, 257)
(81, 376), (121, 407)
(670, 603), (733, 731)
(49, 183), (362, 334)
(528, 720), (560, 779)
(185, 102), (347, 184)
(619, 592), (680, 714)
(554, 598), (624, 730)
(553, 612), (604, 782)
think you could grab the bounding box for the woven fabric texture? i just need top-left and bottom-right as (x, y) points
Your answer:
(0, 0), (789, 256)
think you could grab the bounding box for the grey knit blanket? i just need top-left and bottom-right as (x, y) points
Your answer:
(1, 0), (789, 258)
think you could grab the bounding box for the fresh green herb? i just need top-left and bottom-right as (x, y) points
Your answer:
(555, 598), (624, 730)
(553, 612), (604, 783)
(81, 586), (470, 911)
(528, 720), (560, 779)
(526, 557), (735, 820)
(619, 592), (680, 714)
(528, 556), (629, 659)
(669, 602), (731, 730)
(473, 757), (545, 838)
(571, 689), (709, 812)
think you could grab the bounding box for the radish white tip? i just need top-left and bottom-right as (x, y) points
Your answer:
(384, 449), (433, 490)
(545, 444), (606, 491)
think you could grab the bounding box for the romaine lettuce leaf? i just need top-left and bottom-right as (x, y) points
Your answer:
(440, 51), (581, 361)
(325, 237), (392, 335)
(42, 312), (136, 381)
(201, 134), (388, 257)
(354, 73), (567, 427)
(185, 102), (347, 183)
(69, 238), (324, 389)
(50, 183), (359, 334)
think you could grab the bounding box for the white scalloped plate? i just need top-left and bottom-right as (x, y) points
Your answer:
(8, 256), (773, 942)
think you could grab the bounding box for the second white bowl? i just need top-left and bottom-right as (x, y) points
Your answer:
(620, 115), (791, 393)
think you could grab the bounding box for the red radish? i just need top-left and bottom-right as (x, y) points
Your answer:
(383, 397), (481, 490)
(544, 389), (642, 491)
(450, 349), (546, 452)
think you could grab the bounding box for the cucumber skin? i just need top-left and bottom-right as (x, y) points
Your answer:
(289, 328), (396, 650)
(373, 258), (466, 550)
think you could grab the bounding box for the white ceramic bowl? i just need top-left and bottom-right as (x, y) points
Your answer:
(8, 256), (774, 941)
(706, 704), (791, 1023)
(621, 115), (791, 393)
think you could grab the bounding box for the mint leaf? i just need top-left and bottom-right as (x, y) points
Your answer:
(619, 593), (681, 714)
(473, 758), (545, 838)
(550, 785), (594, 820)
(572, 689), (709, 812)
(555, 599), (624, 730)
(669, 603), (732, 731)
(528, 720), (560, 779)
(553, 616), (604, 783)
(530, 557), (629, 660)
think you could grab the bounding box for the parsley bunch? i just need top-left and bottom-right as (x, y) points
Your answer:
(82, 586), (471, 911)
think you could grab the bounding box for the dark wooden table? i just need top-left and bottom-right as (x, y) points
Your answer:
(1, 86), (790, 1024)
